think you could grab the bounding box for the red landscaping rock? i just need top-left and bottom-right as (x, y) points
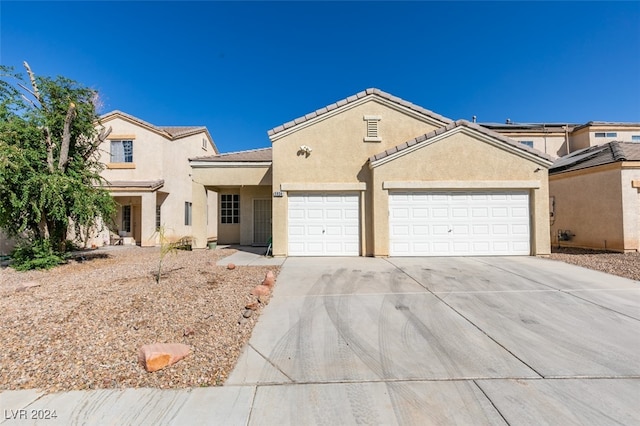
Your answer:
(262, 270), (275, 288)
(227, 263), (236, 270)
(250, 285), (270, 297)
(138, 343), (191, 372)
(245, 302), (259, 311)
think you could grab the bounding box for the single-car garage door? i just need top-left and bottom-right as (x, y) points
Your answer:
(389, 190), (530, 256)
(288, 192), (360, 256)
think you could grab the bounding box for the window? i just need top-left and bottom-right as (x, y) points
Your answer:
(519, 140), (534, 148)
(363, 115), (382, 142)
(595, 132), (617, 138)
(631, 135), (640, 142)
(156, 205), (161, 230)
(221, 194), (240, 224)
(202, 138), (207, 151)
(122, 205), (131, 233)
(184, 202), (192, 226)
(110, 140), (133, 162)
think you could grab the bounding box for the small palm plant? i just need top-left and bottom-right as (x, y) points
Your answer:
(154, 226), (178, 284)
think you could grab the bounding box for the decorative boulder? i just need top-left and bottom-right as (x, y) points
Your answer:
(262, 270), (276, 288)
(138, 343), (191, 373)
(227, 263), (236, 270)
(251, 285), (270, 297)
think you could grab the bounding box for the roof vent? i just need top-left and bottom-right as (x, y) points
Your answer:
(506, 118), (512, 124)
(472, 115), (477, 123)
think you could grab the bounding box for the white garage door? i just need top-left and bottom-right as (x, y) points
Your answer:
(288, 193), (360, 256)
(389, 190), (530, 256)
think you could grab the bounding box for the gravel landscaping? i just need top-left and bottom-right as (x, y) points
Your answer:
(0, 246), (278, 393)
(550, 247), (640, 282)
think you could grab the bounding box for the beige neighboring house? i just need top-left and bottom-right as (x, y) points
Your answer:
(549, 142), (640, 252)
(90, 111), (218, 247)
(482, 121), (640, 159)
(191, 88), (554, 257)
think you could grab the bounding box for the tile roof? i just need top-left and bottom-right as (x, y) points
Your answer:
(369, 120), (555, 164)
(158, 126), (208, 138)
(480, 122), (577, 133)
(572, 121), (640, 131)
(550, 142), (640, 174)
(191, 147), (272, 162)
(103, 179), (165, 190)
(100, 110), (218, 152)
(267, 88), (452, 137)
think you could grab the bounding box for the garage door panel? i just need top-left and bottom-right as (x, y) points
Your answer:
(389, 190), (530, 256)
(288, 193), (359, 256)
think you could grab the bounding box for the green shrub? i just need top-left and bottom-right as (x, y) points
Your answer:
(11, 239), (65, 271)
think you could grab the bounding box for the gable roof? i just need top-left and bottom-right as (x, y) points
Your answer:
(550, 141), (640, 174)
(267, 88), (452, 139)
(100, 110), (218, 153)
(190, 147), (272, 163)
(369, 119), (555, 167)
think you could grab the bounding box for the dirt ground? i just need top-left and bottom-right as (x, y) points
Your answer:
(0, 246), (278, 393)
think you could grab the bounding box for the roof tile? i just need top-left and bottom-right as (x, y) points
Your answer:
(267, 88), (453, 138)
(369, 120), (554, 164)
(191, 147), (272, 163)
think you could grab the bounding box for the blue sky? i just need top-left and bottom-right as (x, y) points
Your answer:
(2, 1), (639, 153)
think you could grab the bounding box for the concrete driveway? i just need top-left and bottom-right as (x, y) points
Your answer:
(228, 256), (640, 425)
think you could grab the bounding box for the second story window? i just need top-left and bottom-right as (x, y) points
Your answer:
(519, 140), (534, 148)
(110, 140), (133, 163)
(595, 132), (617, 138)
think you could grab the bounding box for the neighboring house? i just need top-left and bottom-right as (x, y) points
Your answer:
(191, 88), (554, 257)
(549, 142), (640, 252)
(482, 121), (640, 159)
(89, 111), (219, 247)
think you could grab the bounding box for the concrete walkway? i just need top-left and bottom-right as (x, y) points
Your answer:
(215, 245), (285, 267)
(2, 256), (639, 425)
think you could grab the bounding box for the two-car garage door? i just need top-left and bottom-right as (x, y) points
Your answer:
(389, 190), (530, 256)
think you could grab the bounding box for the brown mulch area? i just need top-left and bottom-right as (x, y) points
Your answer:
(0, 246), (278, 393)
(550, 247), (640, 282)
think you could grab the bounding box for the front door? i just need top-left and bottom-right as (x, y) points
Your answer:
(253, 199), (272, 246)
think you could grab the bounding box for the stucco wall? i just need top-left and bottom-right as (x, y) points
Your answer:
(621, 166), (640, 252)
(271, 98), (445, 256)
(371, 130), (550, 256)
(550, 165), (625, 251)
(569, 127), (640, 152)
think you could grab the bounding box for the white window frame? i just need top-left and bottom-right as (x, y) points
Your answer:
(519, 140), (534, 148)
(632, 135), (640, 142)
(202, 138), (208, 151)
(363, 115), (382, 142)
(221, 194), (240, 224)
(110, 140), (133, 163)
(122, 205), (132, 233)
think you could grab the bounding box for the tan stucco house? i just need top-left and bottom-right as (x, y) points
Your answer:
(91, 111), (218, 247)
(191, 88), (554, 257)
(482, 121), (640, 159)
(550, 142), (640, 252)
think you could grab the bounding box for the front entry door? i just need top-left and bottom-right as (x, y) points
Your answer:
(253, 199), (272, 246)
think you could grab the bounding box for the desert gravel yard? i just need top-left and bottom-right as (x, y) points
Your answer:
(0, 246), (278, 393)
(550, 247), (640, 281)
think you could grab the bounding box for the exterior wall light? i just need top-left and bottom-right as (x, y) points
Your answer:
(298, 145), (312, 158)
